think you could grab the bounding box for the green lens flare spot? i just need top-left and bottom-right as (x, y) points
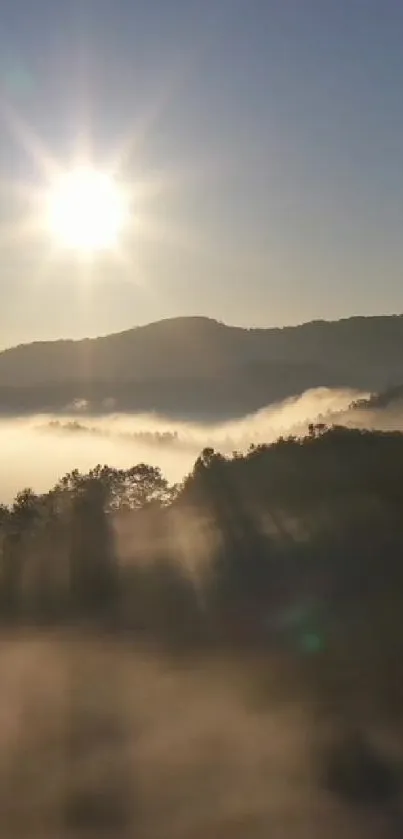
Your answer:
(299, 632), (324, 654)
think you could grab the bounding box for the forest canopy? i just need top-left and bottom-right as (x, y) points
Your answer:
(0, 424), (402, 653)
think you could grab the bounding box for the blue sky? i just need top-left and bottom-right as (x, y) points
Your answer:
(1, 0), (403, 345)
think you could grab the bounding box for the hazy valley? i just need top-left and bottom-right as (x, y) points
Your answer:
(2, 316), (403, 838)
(2, 313), (403, 502)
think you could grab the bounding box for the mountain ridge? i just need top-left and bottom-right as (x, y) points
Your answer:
(1, 314), (403, 418)
(4, 312), (403, 353)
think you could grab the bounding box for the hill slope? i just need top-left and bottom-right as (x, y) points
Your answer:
(1, 314), (403, 417)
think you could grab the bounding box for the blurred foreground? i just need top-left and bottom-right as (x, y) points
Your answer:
(0, 632), (402, 839)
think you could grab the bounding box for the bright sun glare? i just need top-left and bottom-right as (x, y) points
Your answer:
(46, 168), (128, 253)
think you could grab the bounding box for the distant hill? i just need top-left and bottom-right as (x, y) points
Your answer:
(1, 314), (403, 418)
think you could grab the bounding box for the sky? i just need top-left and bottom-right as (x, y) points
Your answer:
(1, 0), (403, 347)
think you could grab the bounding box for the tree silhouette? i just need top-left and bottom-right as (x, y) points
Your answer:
(68, 477), (119, 621)
(1, 424), (403, 710)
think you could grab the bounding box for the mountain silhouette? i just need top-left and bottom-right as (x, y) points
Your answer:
(1, 314), (403, 418)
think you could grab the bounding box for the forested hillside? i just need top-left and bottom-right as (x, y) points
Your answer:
(2, 424), (403, 697)
(2, 315), (403, 417)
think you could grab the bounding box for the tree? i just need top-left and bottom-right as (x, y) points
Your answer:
(69, 478), (119, 621)
(0, 489), (40, 620)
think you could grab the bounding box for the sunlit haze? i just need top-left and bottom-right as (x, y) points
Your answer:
(0, 387), (386, 504)
(1, 1), (403, 346)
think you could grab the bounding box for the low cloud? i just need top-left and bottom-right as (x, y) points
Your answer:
(0, 386), (390, 503)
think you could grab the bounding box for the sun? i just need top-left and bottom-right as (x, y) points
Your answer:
(45, 167), (128, 253)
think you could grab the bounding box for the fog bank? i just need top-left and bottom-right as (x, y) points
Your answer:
(0, 386), (384, 503)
